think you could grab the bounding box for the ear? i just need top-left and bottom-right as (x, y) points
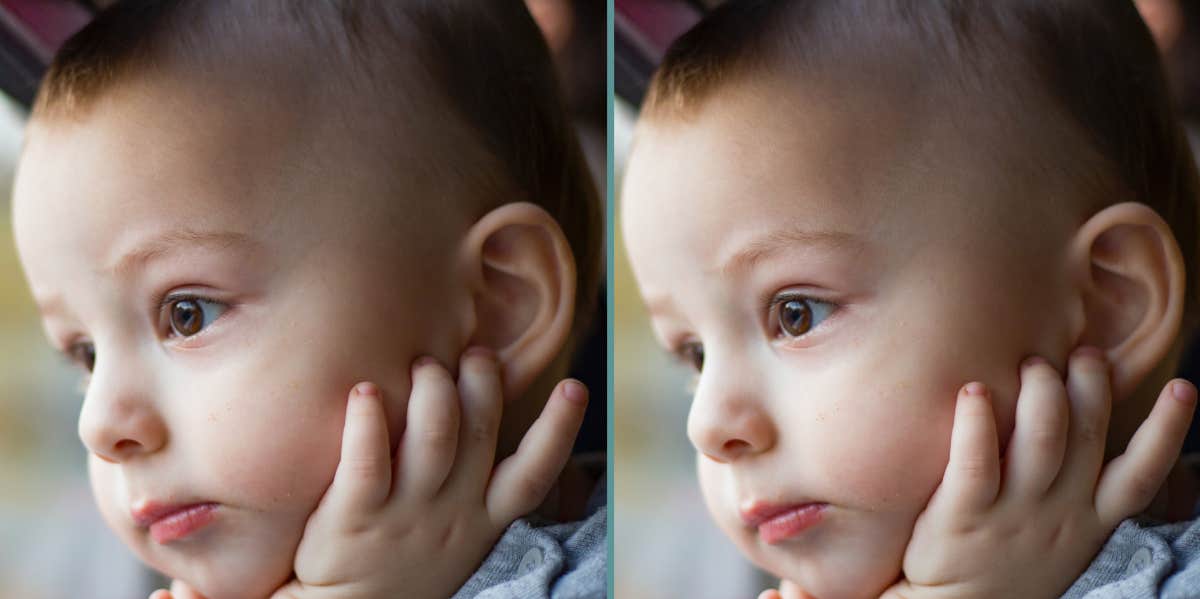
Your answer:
(458, 202), (576, 400)
(1069, 202), (1186, 401)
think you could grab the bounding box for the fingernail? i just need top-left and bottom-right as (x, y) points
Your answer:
(962, 382), (987, 396)
(354, 382), (379, 398)
(1073, 345), (1105, 361)
(464, 346), (495, 360)
(1021, 355), (1047, 369)
(1173, 381), (1196, 404)
(563, 380), (588, 404)
(413, 356), (438, 369)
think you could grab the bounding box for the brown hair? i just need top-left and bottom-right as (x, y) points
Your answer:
(34, 0), (602, 342)
(645, 0), (1200, 335)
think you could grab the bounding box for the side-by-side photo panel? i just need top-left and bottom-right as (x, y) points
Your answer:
(616, 1), (1200, 598)
(1, 1), (608, 598)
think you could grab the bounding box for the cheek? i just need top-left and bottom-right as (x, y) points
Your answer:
(798, 355), (959, 512)
(89, 456), (133, 537)
(206, 374), (344, 500)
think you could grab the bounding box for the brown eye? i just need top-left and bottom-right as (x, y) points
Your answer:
(770, 294), (835, 341)
(680, 342), (705, 372)
(68, 341), (96, 372)
(166, 297), (227, 338)
(778, 299), (813, 337)
(171, 300), (203, 336)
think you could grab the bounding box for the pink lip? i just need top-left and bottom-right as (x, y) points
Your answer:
(132, 501), (218, 544)
(740, 502), (827, 545)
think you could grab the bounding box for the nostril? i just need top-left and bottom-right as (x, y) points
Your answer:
(113, 439), (140, 454)
(722, 438), (751, 456)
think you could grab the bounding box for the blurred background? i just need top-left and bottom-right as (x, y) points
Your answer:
(0, 1), (605, 597)
(613, 0), (1200, 598)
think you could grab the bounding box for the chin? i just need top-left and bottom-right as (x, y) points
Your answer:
(750, 544), (902, 599)
(171, 554), (293, 599)
(123, 525), (297, 599)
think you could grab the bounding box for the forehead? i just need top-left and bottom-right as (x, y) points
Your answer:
(624, 80), (928, 276)
(19, 73), (317, 201)
(620, 76), (1075, 308)
(14, 77), (419, 322)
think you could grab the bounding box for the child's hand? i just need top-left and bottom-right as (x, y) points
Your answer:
(757, 348), (1196, 599)
(880, 347), (1196, 599)
(150, 347), (589, 599)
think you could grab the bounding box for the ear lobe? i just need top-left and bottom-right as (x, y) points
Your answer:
(1070, 202), (1186, 401)
(460, 202), (576, 400)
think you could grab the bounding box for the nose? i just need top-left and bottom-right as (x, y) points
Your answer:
(686, 365), (776, 463)
(78, 358), (167, 463)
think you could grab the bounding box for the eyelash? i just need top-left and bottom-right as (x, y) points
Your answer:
(157, 292), (228, 340)
(765, 291), (837, 343)
(59, 292), (231, 380)
(667, 292), (838, 377)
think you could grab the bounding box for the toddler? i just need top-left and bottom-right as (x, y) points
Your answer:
(622, 1), (1200, 597)
(11, 1), (605, 598)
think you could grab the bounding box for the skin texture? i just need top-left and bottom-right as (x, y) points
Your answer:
(621, 78), (1105, 599)
(12, 73), (472, 599)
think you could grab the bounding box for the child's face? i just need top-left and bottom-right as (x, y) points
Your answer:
(622, 80), (1080, 598)
(13, 78), (465, 598)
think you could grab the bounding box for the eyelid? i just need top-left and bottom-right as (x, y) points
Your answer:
(156, 291), (231, 342)
(665, 340), (702, 396)
(668, 338), (703, 367)
(764, 289), (839, 342)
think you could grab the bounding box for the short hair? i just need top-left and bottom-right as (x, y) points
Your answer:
(34, 0), (602, 340)
(645, 0), (1200, 334)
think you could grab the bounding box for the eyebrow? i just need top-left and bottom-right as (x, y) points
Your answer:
(718, 226), (867, 277)
(106, 228), (261, 278)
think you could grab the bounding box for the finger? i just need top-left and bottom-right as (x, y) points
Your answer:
(169, 580), (208, 599)
(149, 591), (172, 599)
(1002, 356), (1069, 500)
(930, 383), (1000, 516)
(487, 379), (588, 526)
(1096, 378), (1197, 526)
(399, 357), (459, 498)
(757, 591), (782, 599)
(779, 579), (818, 599)
(321, 382), (392, 515)
(1053, 346), (1112, 497)
(442, 347), (505, 497)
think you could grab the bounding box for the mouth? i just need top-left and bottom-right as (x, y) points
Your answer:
(740, 501), (827, 545)
(131, 501), (219, 544)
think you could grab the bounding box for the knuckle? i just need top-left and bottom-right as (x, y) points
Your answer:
(341, 456), (385, 480)
(1122, 473), (1161, 509)
(1074, 422), (1105, 445)
(417, 426), (457, 448)
(467, 415), (500, 443)
(955, 454), (994, 481)
(1027, 426), (1064, 452)
(514, 471), (557, 505)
